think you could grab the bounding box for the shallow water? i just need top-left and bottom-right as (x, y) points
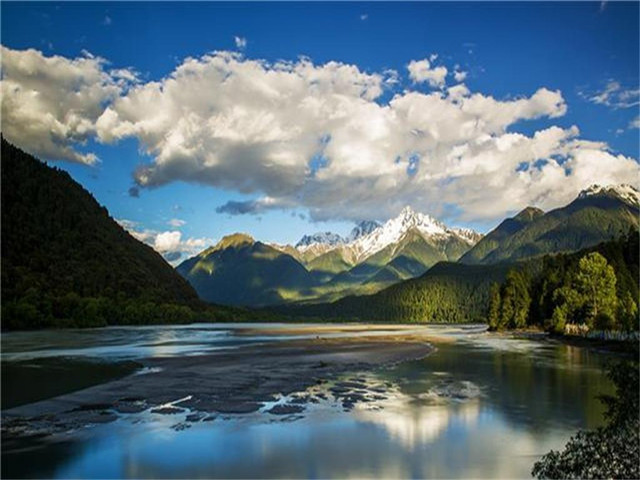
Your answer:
(1, 322), (456, 361)
(1, 324), (614, 479)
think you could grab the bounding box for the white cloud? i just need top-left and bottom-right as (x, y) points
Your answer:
(583, 80), (640, 109)
(360, 14), (368, 21)
(117, 219), (212, 264)
(111, 68), (139, 84)
(629, 116), (640, 129)
(453, 68), (467, 83)
(234, 36), (247, 49)
(407, 58), (448, 88)
(168, 218), (187, 227)
(0, 46), (134, 164)
(103, 15), (112, 26)
(155, 231), (182, 252)
(3, 46), (639, 225)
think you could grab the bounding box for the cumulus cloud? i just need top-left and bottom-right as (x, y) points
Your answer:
(582, 80), (640, 109)
(234, 36), (247, 49)
(0, 46), (134, 164)
(154, 230), (182, 252)
(629, 116), (640, 129)
(407, 58), (448, 88)
(3, 46), (639, 224)
(116, 219), (211, 265)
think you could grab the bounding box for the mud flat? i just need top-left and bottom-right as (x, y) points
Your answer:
(2, 335), (433, 440)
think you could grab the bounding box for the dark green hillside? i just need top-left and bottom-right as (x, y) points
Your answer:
(461, 192), (638, 265)
(1, 138), (215, 330)
(285, 261), (514, 323)
(176, 234), (317, 306)
(281, 231), (639, 327)
(306, 249), (353, 275)
(488, 229), (639, 332)
(461, 206), (544, 264)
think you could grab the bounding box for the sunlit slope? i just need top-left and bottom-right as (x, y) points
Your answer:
(461, 187), (639, 265)
(176, 234), (318, 306)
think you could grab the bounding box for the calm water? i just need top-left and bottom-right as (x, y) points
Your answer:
(2, 324), (614, 479)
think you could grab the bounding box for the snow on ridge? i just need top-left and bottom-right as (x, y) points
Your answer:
(290, 205), (481, 263)
(347, 206), (478, 261)
(578, 183), (639, 206)
(295, 232), (345, 249)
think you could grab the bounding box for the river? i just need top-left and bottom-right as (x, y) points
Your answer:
(1, 323), (614, 478)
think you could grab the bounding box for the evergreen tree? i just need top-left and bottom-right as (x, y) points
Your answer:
(510, 270), (531, 328)
(618, 291), (639, 332)
(487, 282), (501, 330)
(499, 270), (531, 329)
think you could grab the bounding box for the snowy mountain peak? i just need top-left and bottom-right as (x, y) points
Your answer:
(348, 220), (381, 242)
(292, 206), (481, 263)
(392, 205), (447, 235)
(451, 227), (484, 245)
(578, 184), (639, 207)
(296, 232), (345, 249)
(347, 206), (478, 261)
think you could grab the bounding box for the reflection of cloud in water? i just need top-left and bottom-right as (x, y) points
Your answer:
(354, 391), (481, 449)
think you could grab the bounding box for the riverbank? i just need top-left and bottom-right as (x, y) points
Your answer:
(490, 326), (638, 356)
(2, 335), (433, 441)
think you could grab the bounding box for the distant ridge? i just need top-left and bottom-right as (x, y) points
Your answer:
(460, 184), (639, 265)
(179, 206), (482, 307)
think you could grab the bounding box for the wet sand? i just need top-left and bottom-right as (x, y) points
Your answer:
(2, 335), (433, 440)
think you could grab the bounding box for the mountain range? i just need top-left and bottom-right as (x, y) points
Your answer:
(178, 184), (639, 308)
(4, 135), (637, 328)
(177, 207), (483, 306)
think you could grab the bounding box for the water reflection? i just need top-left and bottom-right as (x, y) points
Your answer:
(2, 325), (616, 479)
(355, 398), (481, 448)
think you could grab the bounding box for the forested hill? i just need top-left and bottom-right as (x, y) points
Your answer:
(280, 231), (639, 326)
(1, 138), (206, 329)
(280, 261), (515, 323)
(460, 186), (639, 265)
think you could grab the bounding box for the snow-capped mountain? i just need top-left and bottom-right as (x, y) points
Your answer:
(347, 220), (382, 242)
(578, 184), (639, 207)
(450, 227), (484, 245)
(288, 206), (482, 265)
(294, 220), (382, 252)
(296, 232), (345, 249)
(345, 206), (481, 263)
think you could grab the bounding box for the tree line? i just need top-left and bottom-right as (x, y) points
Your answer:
(487, 228), (639, 332)
(1, 138), (253, 330)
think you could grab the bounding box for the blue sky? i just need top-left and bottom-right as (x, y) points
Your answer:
(1, 2), (638, 263)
